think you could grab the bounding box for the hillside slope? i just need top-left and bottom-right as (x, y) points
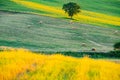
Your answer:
(0, 0), (120, 26)
(0, 11), (119, 52)
(28, 0), (120, 17)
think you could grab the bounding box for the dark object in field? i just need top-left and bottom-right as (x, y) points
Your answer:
(91, 48), (96, 51)
(62, 2), (81, 19)
(114, 42), (120, 50)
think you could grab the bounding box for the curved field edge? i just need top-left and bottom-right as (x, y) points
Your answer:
(0, 11), (120, 52)
(0, 49), (120, 80)
(10, 0), (120, 26)
(27, 0), (120, 17)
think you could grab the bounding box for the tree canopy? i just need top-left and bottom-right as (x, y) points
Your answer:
(114, 42), (120, 50)
(62, 2), (80, 19)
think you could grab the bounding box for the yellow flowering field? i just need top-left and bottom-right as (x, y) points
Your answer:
(11, 0), (120, 26)
(0, 49), (120, 80)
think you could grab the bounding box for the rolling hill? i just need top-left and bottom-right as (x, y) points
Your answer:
(0, 0), (120, 52)
(0, 1), (120, 80)
(1, 0), (120, 26)
(0, 11), (119, 52)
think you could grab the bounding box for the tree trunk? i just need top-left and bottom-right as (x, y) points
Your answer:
(70, 16), (73, 19)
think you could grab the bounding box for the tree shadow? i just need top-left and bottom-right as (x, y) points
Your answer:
(61, 17), (77, 20)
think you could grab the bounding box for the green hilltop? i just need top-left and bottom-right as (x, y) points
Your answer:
(1, 0), (120, 17)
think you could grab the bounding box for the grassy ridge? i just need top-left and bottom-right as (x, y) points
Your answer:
(0, 49), (120, 80)
(0, 0), (49, 14)
(0, 0), (120, 52)
(2, 0), (120, 17)
(28, 0), (120, 17)
(0, 0), (120, 26)
(0, 11), (120, 52)
(10, 0), (120, 26)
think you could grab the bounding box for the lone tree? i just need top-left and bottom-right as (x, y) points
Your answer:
(114, 42), (120, 50)
(62, 2), (80, 19)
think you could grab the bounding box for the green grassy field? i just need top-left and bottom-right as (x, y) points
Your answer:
(1, 0), (120, 17)
(1, 0), (120, 26)
(28, 0), (120, 17)
(0, 11), (120, 52)
(0, 0), (120, 52)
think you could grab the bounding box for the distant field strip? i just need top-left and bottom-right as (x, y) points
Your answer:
(11, 0), (120, 26)
(0, 49), (120, 80)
